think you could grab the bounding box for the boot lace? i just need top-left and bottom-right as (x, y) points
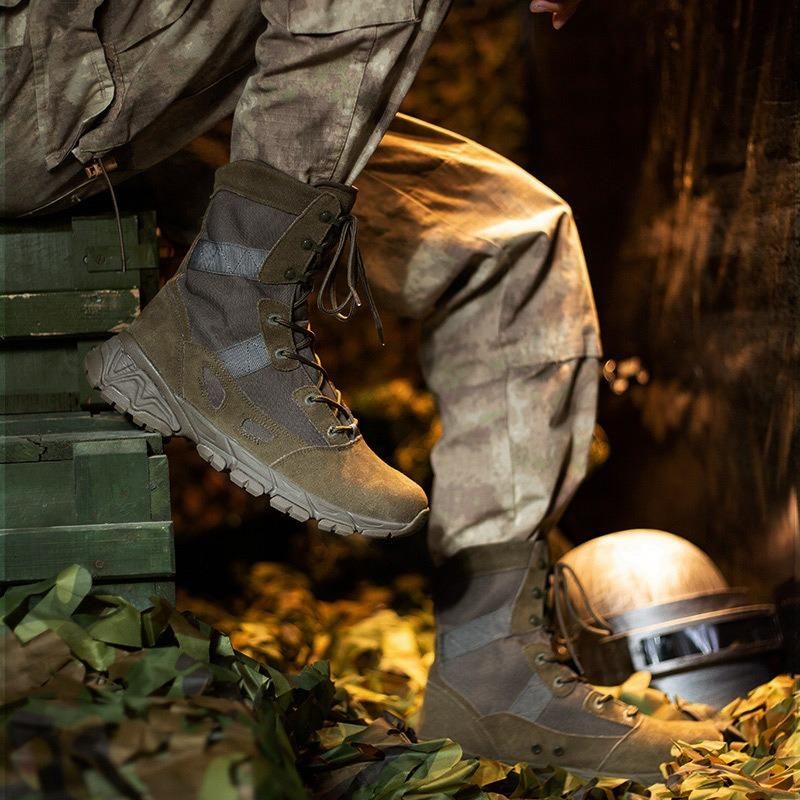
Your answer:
(317, 213), (384, 345)
(534, 562), (639, 717)
(271, 212), (383, 437)
(551, 561), (613, 674)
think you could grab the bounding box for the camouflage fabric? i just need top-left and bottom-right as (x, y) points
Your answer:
(0, 1), (601, 558)
(3, 565), (799, 799)
(358, 117), (601, 558)
(0, 0), (451, 215)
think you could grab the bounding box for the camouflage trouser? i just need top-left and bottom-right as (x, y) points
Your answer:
(0, 0), (601, 559)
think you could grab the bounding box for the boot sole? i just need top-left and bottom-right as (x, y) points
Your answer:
(458, 748), (660, 787)
(85, 334), (428, 539)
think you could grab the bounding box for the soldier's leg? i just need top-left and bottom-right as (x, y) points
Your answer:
(231, 2), (452, 183)
(358, 115), (724, 777)
(0, 0), (262, 217)
(357, 114), (602, 560)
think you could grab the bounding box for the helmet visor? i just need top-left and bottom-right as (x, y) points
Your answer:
(632, 611), (782, 674)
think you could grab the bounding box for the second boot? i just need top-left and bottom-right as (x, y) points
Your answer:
(419, 538), (726, 783)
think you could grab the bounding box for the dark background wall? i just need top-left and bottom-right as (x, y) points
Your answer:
(523, 1), (799, 595)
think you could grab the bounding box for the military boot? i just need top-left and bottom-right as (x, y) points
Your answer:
(419, 539), (725, 783)
(86, 159), (428, 537)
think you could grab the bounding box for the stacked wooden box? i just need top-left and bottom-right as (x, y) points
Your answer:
(0, 213), (176, 607)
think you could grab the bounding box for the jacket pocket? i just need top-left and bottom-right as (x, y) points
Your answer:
(95, 0), (194, 53)
(0, 0), (28, 50)
(286, 1), (418, 34)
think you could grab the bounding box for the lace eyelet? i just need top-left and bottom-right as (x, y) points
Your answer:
(553, 746), (565, 757)
(553, 676), (567, 688)
(326, 426), (337, 437)
(624, 705), (638, 718)
(276, 348), (290, 359)
(284, 268), (297, 280)
(530, 744), (542, 755)
(305, 394), (318, 406)
(534, 652), (548, 666)
(268, 314), (282, 325)
(593, 696), (607, 710)
(528, 614), (541, 626)
(301, 238), (314, 251)
(531, 586), (543, 599)
(319, 210), (334, 223)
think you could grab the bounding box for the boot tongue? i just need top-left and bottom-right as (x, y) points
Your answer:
(288, 180), (359, 418)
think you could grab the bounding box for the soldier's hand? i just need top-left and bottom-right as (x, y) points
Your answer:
(528, 0), (584, 29)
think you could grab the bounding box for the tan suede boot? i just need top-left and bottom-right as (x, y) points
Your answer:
(418, 539), (726, 783)
(86, 160), (428, 537)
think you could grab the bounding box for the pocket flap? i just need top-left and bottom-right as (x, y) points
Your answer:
(288, 1), (418, 34)
(98, 0), (194, 52)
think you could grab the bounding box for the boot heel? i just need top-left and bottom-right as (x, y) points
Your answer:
(85, 335), (181, 437)
(418, 669), (497, 759)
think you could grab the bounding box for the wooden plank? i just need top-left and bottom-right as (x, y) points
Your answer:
(72, 214), (158, 282)
(0, 521), (175, 581)
(0, 339), (106, 414)
(0, 212), (158, 294)
(0, 288), (140, 338)
(0, 413), (163, 462)
(0, 411), (146, 435)
(0, 460), (76, 528)
(148, 455), (172, 521)
(0, 578), (176, 610)
(74, 439), (151, 523)
(90, 580), (176, 609)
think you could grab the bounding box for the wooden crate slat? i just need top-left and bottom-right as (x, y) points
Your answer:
(0, 521), (175, 582)
(0, 460), (76, 528)
(0, 339), (106, 414)
(148, 455), (172, 521)
(0, 412), (163, 459)
(91, 580), (176, 609)
(74, 438), (152, 524)
(0, 212), (158, 293)
(0, 288), (141, 338)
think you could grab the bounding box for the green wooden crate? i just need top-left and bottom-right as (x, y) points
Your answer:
(0, 210), (160, 413)
(0, 412), (175, 608)
(0, 339), (106, 413)
(0, 211), (159, 339)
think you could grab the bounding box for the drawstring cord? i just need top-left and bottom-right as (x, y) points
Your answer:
(87, 157), (127, 273)
(317, 214), (384, 346)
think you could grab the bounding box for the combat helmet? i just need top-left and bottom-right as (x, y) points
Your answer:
(553, 529), (783, 707)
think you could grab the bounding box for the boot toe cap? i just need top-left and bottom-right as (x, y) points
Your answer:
(598, 714), (724, 781)
(274, 437), (429, 531)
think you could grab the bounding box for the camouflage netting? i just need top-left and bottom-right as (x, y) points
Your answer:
(2, 565), (798, 799)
